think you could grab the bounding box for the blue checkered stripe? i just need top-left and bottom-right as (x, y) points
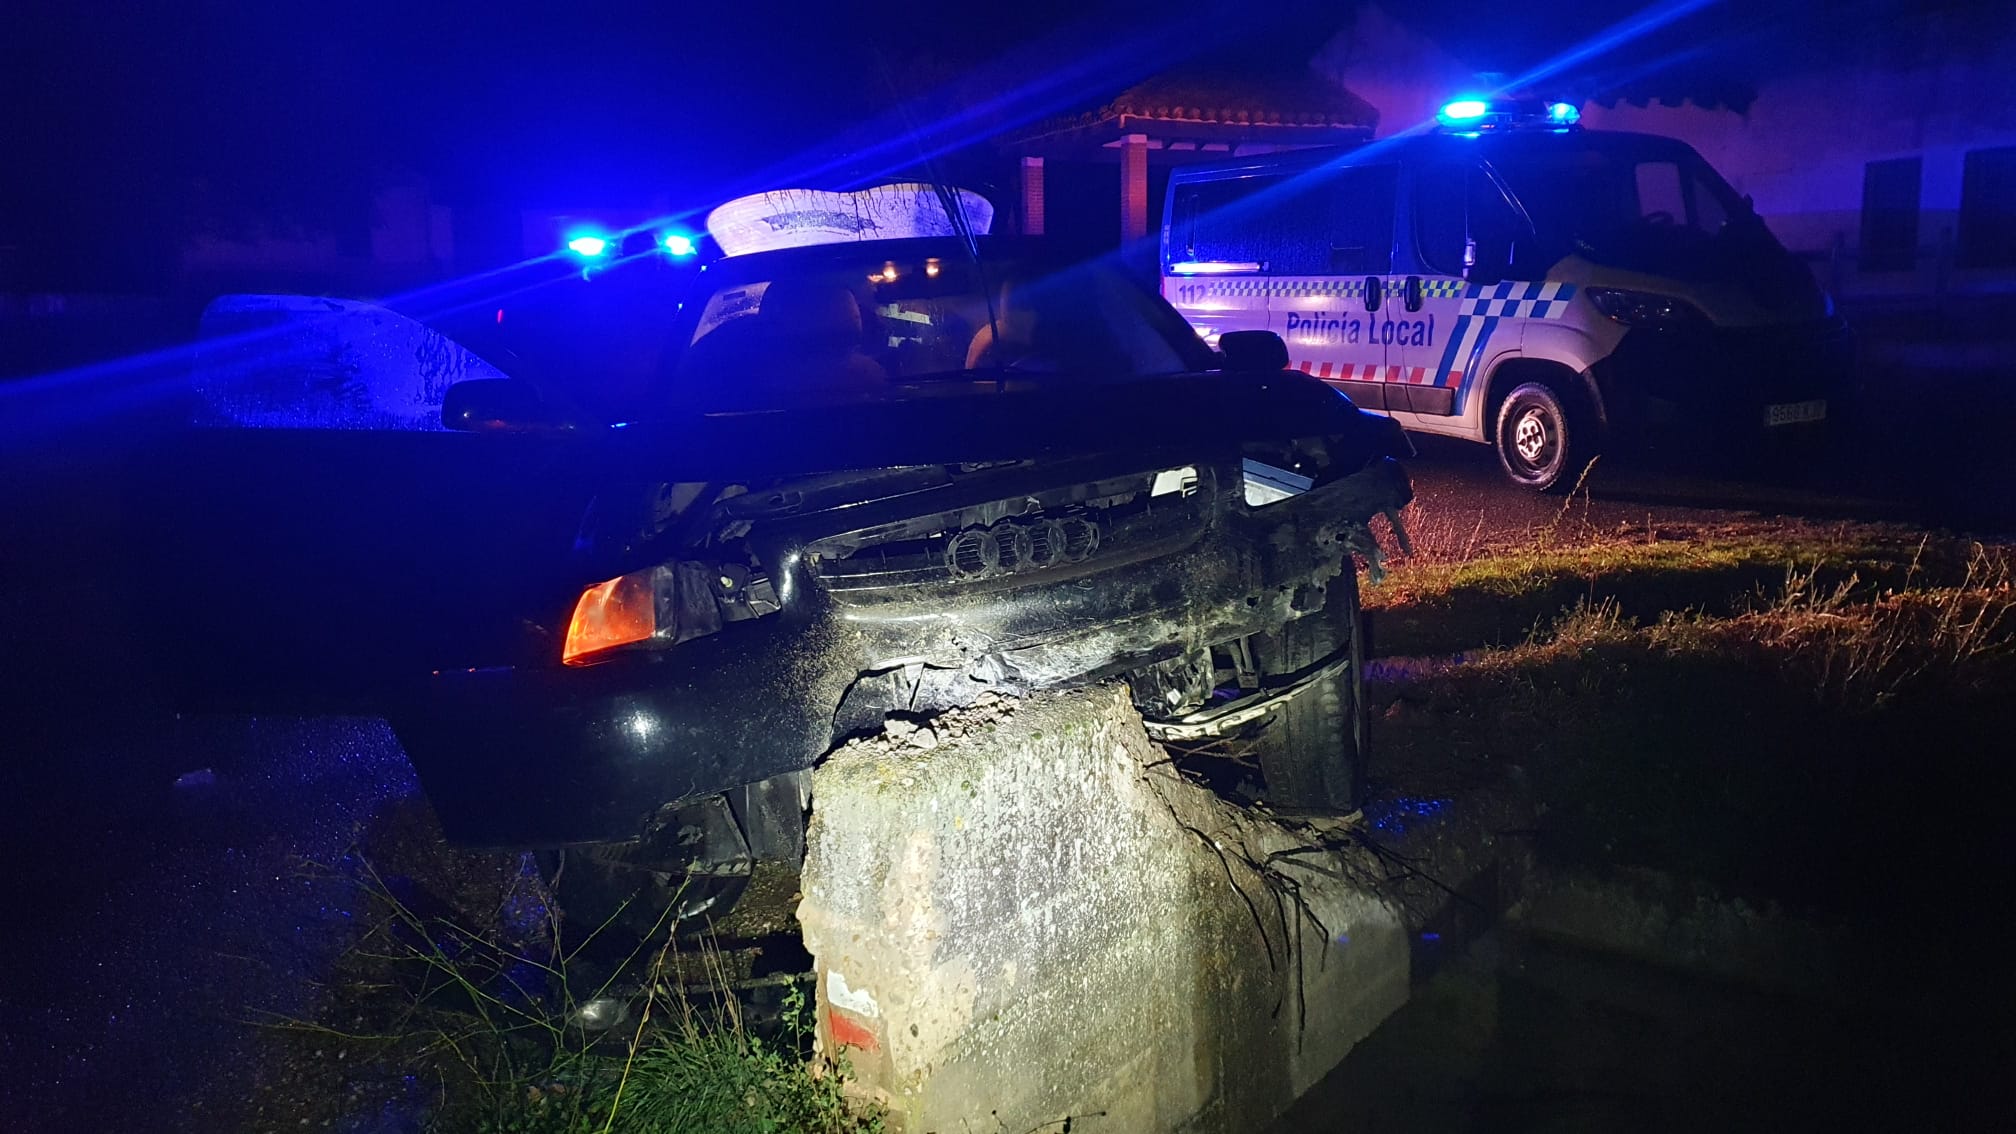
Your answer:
(1178, 277), (1374, 299)
(1457, 280), (1580, 319)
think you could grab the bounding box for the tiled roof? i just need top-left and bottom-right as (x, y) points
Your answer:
(1016, 66), (1378, 141)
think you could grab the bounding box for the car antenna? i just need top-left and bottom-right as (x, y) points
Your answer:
(870, 43), (1000, 382)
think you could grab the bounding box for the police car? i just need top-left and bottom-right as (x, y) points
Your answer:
(1163, 96), (1853, 490)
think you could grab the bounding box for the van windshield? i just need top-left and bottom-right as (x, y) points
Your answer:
(1487, 139), (1756, 265)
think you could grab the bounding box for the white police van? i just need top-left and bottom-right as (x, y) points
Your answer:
(1162, 96), (1852, 490)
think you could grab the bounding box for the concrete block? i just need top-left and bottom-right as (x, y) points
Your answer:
(797, 688), (1408, 1133)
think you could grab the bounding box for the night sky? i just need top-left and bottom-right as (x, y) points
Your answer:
(2, 0), (1964, 288)
(1, 0), (1335, 282)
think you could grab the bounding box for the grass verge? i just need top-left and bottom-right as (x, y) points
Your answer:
(1368, 544), (2015, 920)
(1364, 504), (2010, 660)
(253, 827), (880, 1134)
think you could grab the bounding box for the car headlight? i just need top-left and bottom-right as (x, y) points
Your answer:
(1585, 288), (1707, 330)
(562, 561), (779, 666)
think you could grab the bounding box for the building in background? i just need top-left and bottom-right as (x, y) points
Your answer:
(1312, 0), (2016, 305)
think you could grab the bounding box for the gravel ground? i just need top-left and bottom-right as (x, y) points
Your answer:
(1, 717), (438, 1133)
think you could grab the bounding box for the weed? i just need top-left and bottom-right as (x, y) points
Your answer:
(1660, 543), (2016, 706)
(1533, 596), (1637, 653)
(263, 852), (882, 1134)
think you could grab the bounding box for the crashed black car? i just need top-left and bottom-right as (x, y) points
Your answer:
(139, 203), (1412, 933)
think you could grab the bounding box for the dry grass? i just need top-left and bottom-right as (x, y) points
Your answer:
(1451, 543), (2016, 708)
(1367, 514), (1957, 610)
(1656, 544), (2016, 706)
(257, 850), (881, 1134)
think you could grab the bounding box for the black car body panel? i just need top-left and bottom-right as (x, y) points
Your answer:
(135, 229), (1413, 850)
(392, 443), (1409, 847)
(1592, 315), (1855, 444)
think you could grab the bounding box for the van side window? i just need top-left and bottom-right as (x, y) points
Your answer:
(1635, 162), (1687, 224)
(1267, 165), (1397, 275)
(1415, 165), (1523, 278)
(1169, 175), (1284, 267)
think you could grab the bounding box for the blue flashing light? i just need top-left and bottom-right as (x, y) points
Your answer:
(1438, 98), (1490, 125)
(1547, 101), (1581, 126)
(566, 235), (609, 257)
(662, 233), (696, 257)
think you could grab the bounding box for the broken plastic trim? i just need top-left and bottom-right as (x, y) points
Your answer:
(1141, 642), (1354, 742)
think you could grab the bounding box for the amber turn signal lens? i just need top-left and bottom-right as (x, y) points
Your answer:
(562, 571), (657, 665)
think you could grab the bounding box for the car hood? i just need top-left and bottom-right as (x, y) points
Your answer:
(595, 369), (1409, 483)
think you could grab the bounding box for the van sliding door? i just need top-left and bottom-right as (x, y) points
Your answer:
(1262, 164), (1398, 413)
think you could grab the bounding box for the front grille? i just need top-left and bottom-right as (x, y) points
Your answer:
(811, 485), (1207, 595)
(941, 515), (1102, 581)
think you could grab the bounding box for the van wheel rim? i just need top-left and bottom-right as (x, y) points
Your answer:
(1513, 409), (1552, 464)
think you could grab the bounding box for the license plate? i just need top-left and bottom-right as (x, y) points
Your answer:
(1764, 399), (1827, 427)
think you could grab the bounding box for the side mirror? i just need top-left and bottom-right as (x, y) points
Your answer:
(442, 378), (571, 432)
(1218, 329), (1290, 372)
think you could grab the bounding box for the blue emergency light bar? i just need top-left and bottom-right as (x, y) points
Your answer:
(1438, 99), (1491, 124)
(565, 235), (610, 257)
(1436, 96), (1581, 132)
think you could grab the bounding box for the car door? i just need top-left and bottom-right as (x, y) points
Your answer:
(1263, 164), (1399, 414)
(1393, 160), (1534, 437)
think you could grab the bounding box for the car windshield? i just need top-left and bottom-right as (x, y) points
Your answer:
(1487, 139), (1751, 261)
(664, 249), (1207, 413)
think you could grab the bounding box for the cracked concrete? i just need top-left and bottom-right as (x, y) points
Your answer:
(798, 687), (1408, 1133)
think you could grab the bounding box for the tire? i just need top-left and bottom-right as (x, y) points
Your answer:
(1249, 572), (1369, 814)
(1494, 381), (1587, 493)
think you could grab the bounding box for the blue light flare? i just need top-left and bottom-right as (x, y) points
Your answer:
(662, 233), (696, 257)
(1438, 99), (1490, 124)
(565, 235), (609, 257)
(1547, 101), (1582, 125)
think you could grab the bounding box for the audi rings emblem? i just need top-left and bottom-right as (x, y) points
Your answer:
(944, 515), (1099, 579)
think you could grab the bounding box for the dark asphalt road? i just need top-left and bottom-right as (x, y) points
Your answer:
(3, 416), (2010, 1131)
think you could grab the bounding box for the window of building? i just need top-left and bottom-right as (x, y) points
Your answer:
(1958, 146), (2016, 270)
(1859, 157), (1922, 273)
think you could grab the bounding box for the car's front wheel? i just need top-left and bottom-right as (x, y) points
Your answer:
(1248, 572), (1368, 814)
(1494, 382), (1587, 492)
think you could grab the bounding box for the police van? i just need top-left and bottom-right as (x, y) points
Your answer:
(1162, 96), (1853, 490)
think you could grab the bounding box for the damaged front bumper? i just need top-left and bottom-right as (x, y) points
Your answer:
(390, 456), (1410, 848)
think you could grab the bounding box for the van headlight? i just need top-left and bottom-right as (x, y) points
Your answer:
(1586, 288), (1706, 330)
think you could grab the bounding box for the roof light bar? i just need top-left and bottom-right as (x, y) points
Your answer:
(1435, 95), (1583, 132)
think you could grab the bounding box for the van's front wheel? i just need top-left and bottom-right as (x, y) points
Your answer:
(1494, 382), (1587, 492)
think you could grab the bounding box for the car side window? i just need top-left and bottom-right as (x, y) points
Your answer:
(1634, 161), (1687, 224)
(1267, 165), (1396, 276)
(1170, 175), (1284, 268)
(1415, 164), (1525, 278)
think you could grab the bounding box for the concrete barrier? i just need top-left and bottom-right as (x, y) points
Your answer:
(797, 688), (1409, 1133)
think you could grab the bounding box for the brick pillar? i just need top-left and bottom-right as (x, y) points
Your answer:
(1121, 134), (1150, 244)
(1020, 157), (1046, 237)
